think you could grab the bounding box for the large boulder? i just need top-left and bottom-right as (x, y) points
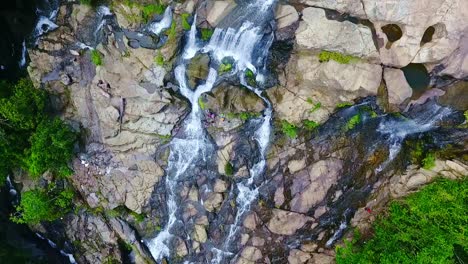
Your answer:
(296, 7), (379, 60)
(267, 209), (312, 235)
(299, 0), (366, 18)
(275, 5), (299, 29)
(269, 53), (382, 123)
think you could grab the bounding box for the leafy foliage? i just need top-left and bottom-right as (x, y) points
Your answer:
(0, 78), (77, 185)
(11, 186), (74, 224)
(281, 120), (298, 139)
(336, 178), (468, 264)
(25, 118), (77, 178)
(91, 50), (102, 66)
(0, 79), (45, 130)
(318, 50), (358, 64)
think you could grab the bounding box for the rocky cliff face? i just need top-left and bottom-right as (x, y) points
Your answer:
(23, 0), (467, 263)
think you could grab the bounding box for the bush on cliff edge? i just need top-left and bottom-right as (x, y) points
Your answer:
(336, 178), (468, 264)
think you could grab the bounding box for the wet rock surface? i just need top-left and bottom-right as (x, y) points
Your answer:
(12, 0), (468, 263)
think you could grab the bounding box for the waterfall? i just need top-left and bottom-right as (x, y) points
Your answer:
(33, 0), (59, 38)
(146, 0), (277, 262)
(376, 103), (453, 171)
(147, 6), (173, 36)
(19, 41), (27, 68)
(183, 14), (199, 60)
(35, 233), (77, 264)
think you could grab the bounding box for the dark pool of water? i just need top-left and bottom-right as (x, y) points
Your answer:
(401, 63), (430, 91)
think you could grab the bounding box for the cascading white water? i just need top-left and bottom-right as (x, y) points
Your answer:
(19, 41), (27, 68)
(146, 13), (218, 260)
(94, 6), (113, 36)
(146, 1), (277, 261)
(35, 233), (77, 264)
(147, 6), (173, 36)
(376, 104), (453, 171)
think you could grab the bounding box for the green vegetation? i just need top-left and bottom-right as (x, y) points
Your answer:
(201, 28), (214, 41)
(25, 118), (77, 178)
(303, 120), (319, 131)
(407, 140), (438, 169)
(0, 79), (45, 130)
(336, 102), (354, 109)
(422, 152), (436, 169)
(141, 4), (165, 22)
(226, 112), (260, 121)
(281, 120), (298, 139)
(0, 79), (77, 224)
(219, 62), (233, 73)
(225, 162), (234, 176)
(181, 13), (191, 30)
(345, 114), (361, 131)
(166, 21), (177, 41)
(91, 50), (103, 66)
(198, 97), (206, 110)
(306, 98), (321, 113)
(245, 69), (256, 86)
(11, 186), (74, 224)
(0, 79), (76, 184)
(318, 50), (358, 64)
(336, 178), (468, 264)
(154, 51), (164, 66)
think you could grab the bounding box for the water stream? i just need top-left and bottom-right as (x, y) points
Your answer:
(146, 0), (277, 262)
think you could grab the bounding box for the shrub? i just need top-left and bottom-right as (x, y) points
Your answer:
(91, 50), (102, 66)
(0, 79), (46, 130)
(318, 51), (358, 64)
(11, 187), (74, 224)
(281, 120), (298, 139)
(201, 28), (214, 41)
(24, 118), (77, 178)
(336, 178), (468, 264)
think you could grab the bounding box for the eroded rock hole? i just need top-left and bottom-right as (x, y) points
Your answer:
(401, 63), (430, 91)
(381, 24), (402, 49)
(420, 26), (435, 46)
